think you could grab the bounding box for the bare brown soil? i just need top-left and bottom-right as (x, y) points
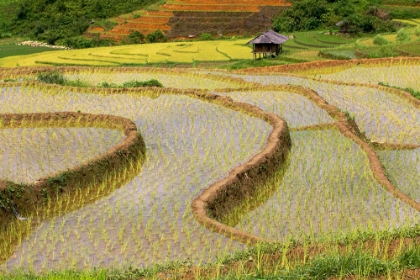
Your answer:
(290, 122), (338, 131)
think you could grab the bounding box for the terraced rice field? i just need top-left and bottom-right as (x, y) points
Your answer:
(0, 57), (419, 274)
(92, 0), (291, 40)
(0, 39), (254, 67)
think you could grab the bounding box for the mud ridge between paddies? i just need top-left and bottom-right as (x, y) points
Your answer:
(0, 111), (146, 230)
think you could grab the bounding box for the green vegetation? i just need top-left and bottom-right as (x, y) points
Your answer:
(200, 32), (213, 41)
(1, 0), (160, 47)
(2, 235), (420, 279)
(100, 79), (163, 88)
(399, 41), (420, 55)
(273, 0), (395, 33)
(223, 58), (286, 70)
(373, 34), (390, 45)
(37, 70), (163, 87)
(0, 44), (60, 59)
(145, 29), (167, 43)
(382, 5), (420, 19)
(121, 30), (145, 45)
(1, 57), (420, 279)
(0, 0), (20, 28)
(396, 27), (411, 41)
(415, 26), (420, 36)
(37, 71), (88, 86)
(379, 81), (420, 99)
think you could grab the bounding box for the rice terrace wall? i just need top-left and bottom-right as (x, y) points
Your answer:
(0, 58), (419, 276)
(94, 0), (291, 40)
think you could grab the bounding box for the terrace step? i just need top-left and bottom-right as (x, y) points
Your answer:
(161, 4), (260, 12)
(168, 6), (288, 37)
(171, 0), (290, 4)
(86, 0), (291, 41)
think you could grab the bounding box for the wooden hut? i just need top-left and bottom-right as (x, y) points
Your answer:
(336, 20), (355, 33)
(247, 30), (289, 59)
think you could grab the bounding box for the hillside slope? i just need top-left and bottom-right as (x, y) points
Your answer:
(89, 0), (291, 41)
(3, 0), (160, 44)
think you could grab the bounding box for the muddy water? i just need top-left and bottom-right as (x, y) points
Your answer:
(231, 74), (420, 144)
(0, 86), (270, 271)
(377, 148), (420, 203)
(0, 128), (124, 184)
(234, 130), (420, 241)
(318, 66), (420, 92)
(221, 90), (334, 128)
(1, 69), (418, 272)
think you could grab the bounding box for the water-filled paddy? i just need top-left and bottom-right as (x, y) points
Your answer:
(234, 130), (420, 241)
(0, 63), (419, 273)
(222, 90), (334, 128)
(0, 85), (270, 271)
(0, 128), (124, 184)
(65, 71), (244, 90)
(377, 148), (420, 203)
(232, 74), (420, 144)
(317, 66), (420, 91)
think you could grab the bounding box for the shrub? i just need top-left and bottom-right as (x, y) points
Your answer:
(37, 71), (66, 85)
(200, 33), (212, 41)
(58, 36), (93, 49)
(146, 30), (166, 43)
(101, 79), (163, 88)
(373, 35), (389, 45)
(368, 45), (399, 58)
(122, 30), (145, 44)
(122, 79), (163, 88)
(273, 16), (296, 32)
(396, 28), (410, 42)
(414, 26), (420, 37)
(0, 32), (12, 39)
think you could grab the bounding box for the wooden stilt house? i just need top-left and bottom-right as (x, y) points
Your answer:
(247, 30), (289, 59)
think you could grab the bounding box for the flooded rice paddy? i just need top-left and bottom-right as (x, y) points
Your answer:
(0, 65), (419, 272)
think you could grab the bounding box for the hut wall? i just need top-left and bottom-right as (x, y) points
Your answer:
(254, 44), (280, 54)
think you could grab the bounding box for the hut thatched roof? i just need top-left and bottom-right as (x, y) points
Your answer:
(247, 30), (289, 45)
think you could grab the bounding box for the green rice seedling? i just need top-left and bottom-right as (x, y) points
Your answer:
(0, 61), (419, 278)
(314, 64), (420, 92)
(235, 130), (419, 242)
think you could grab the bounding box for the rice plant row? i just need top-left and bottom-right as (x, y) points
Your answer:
(0, 59), (418, 274)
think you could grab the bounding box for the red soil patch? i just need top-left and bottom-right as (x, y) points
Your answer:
(90, 26), (104, 32)
(114, 23), (171, 30)
(146, 10), (174, 17)
(162, 4), (260, 12)
(172, 0), (291, 5)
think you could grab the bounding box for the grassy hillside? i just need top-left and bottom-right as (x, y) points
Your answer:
(2, 0), (160, 46)
(0, 0), (19, 31)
